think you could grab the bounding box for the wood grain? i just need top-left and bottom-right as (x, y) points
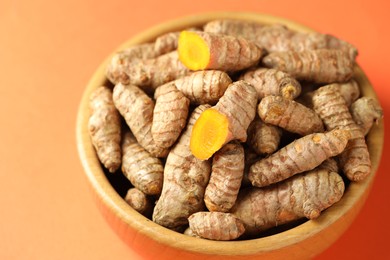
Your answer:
(76, 12), (384, 260)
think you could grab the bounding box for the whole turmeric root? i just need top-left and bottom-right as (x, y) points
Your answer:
(163, 70), (232, 105)
(113, 83), (169, 157)
(111, 51), (189, 90)
(247, 117), (282, 155)
(188, 212), (245, 241)
(258, 95), (324, 136)
(232, 165), (345, 235)
(203, 19), (265, 41)
(106, 43), (160, 85)
(178, 31), (262, 71)
(239, 68), (301, 100)
(204, 142), (244, 212)
(313, 85), (372, 181)
(190, 80), (258, 160)
(350, 97), (383, 136)
(152, 105), (212, 230)
(298, 80), (360, 109)
(248, 129), (350, 187)
(262, 49), (354, 83)
(121, 131), (164, 195)
(152, 84), (190, 149)
(88, 86), (121, 173)
(124, 188), (153, 217)
(208, 22), (357, 59)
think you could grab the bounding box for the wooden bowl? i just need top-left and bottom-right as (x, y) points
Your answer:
(76, 12), (384, 260)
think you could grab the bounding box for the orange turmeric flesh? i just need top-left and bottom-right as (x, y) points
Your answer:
(178, 31), (210, 70)
(190, 108), (230, 160)
(178, 30), (262, 72)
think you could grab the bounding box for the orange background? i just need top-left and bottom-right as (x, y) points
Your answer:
(1, 0), (389, 259)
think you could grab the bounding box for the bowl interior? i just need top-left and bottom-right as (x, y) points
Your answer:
(76, 12), (384, 258)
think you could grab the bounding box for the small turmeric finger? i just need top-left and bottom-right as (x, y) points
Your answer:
(350, 96), (383, 136)
(171, 70), (232, 105)
(313, 84), (372, 181)
(123, 51), (189, 90)
(239, 68), (301, 100)
(232, 166), (345, 235)
(113, 83), (169, 157)
(204, 142), (244, 212)
(247, 117), (282, 155)
(106, 43), (160, 85)
(152, 83), (190, 149)
(124, 188), (153, 217)
(190, 80), (258, 160)
(88, 86), (121, 173)
(258, 95), (324, 136)
(262, 49), (354, 83)
(248, 129), (351, 187)
(121, 131), (164, 195)
(188, 212), (245, 241)
(178, 31), (262, 71)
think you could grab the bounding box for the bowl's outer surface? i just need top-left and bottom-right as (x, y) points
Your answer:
(76, 12), (384, 260)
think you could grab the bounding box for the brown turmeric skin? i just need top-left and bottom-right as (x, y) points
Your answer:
(168, 70), (232, 105)
(88, 86), (121, 173)
(190, 80), (257, 160)
(124, 188), (153, 217)
(248, 129), (350, 187)
(240, 68), (301, 100)
(350, 96), (383, 136)
(112, 83), (169, 157)
(153, 105), (212, 230)
(209, 22), (357, 59)
(152, 84), (190, 149)
(188, 212), (245, 240)
(203, 19), (265, 42)
(154, 32), (180, 55)
(247, 117), (282, 155)
(262, 49), (354, 83)
(111, 51), (189, 90)
(297, 80), (360, 109)
(204, 142), (244, 212)
(232, 165), (345, 236)
(106, 43), (160, 85)
(178, 31), (263, 72)
(313, 85), (372, 181)
(121, 131), (164, 195)
(258, 95), (324, 136)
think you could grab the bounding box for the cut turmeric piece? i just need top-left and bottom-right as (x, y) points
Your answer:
(178, 31), (262, 72)
(190, 80), (257, 160)
(190, 108), (230, 160)
(178, 31), (210, 71)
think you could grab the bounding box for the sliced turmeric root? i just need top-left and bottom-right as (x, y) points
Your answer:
(178, 31), (262, 72)
(190, 80), (257, 160)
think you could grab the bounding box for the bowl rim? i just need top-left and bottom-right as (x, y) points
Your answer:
(76, 11), (384, 257)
